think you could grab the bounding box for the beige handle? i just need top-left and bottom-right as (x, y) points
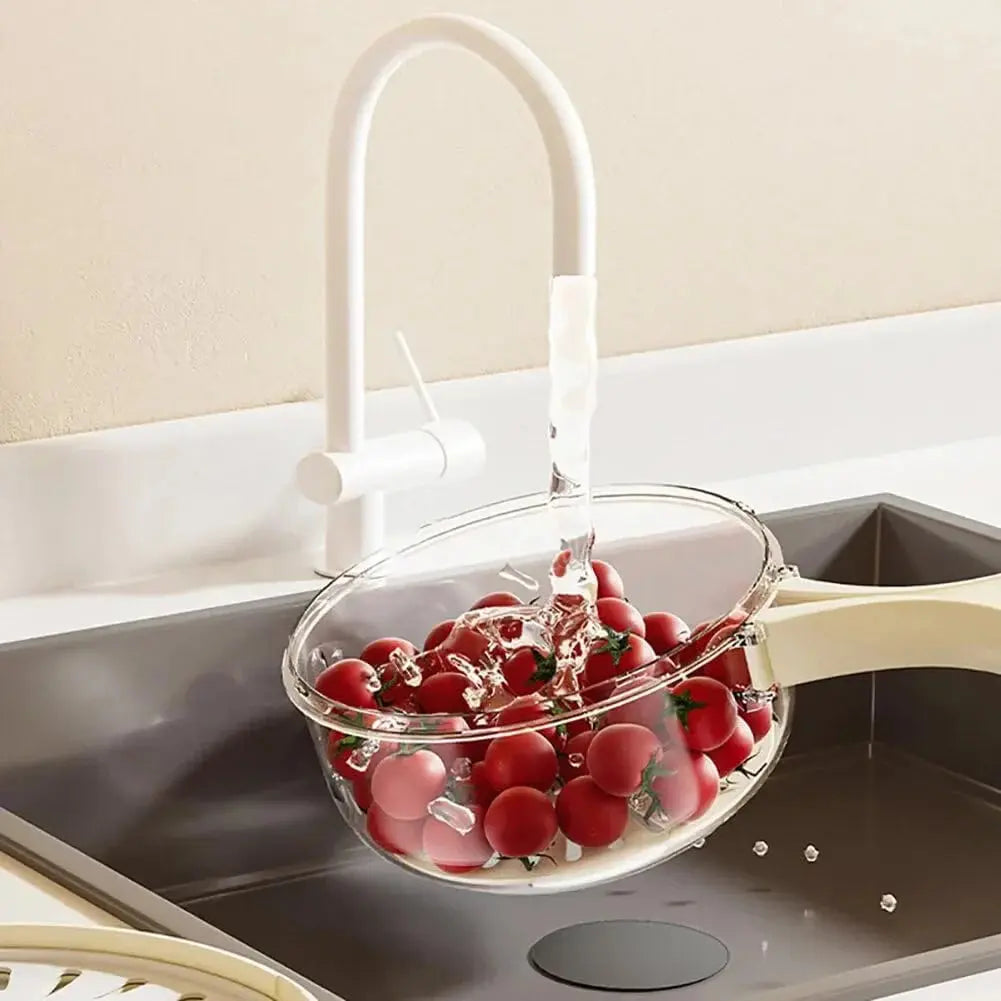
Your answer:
(747, 572), (1001, 688)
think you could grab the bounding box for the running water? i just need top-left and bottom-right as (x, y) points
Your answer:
(387, 278), (604, 705)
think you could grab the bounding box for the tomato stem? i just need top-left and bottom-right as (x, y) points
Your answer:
(594, 626), (632, 666)
(529, 649), (558, 684)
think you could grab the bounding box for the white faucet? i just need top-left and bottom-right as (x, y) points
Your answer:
(297, 14), (597, 576)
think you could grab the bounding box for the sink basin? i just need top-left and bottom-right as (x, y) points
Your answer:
(3, 494), (1001, 1000)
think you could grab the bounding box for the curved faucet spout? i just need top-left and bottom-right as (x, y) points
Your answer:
(319, 14), (597, 573)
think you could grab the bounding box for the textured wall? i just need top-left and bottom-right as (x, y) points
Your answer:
(3, 1), (1001, 442)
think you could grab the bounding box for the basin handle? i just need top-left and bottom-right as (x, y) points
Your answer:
(745, 572), (1001, 688)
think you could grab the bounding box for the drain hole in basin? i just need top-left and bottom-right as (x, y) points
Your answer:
(528, 920), (729, 991)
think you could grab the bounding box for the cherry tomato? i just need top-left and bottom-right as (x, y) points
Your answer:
(551, 552), (625, 599)
(351, 775), (373, 812)
(472, 591), (522, 609)
(370, 750), (447, 821)
(468, 760), (497, 808)
(440, 625), (490, 665)
(366, 803), (423, 855)
(375, 663), (416, 708)
(416, 672), (472, 714)
(597, 597), (646, 637)
(484, 786), (558, 857)
(424, 620), (455, 651)
(707, 717), (754, 777)
(670, 676), (739, 751)
(682, 611), (747, 670)
(483, 731), (558, 792)
(738, 697), (773, 741)
(701, 648), (752, 689)
(555, 776), (629, 848)
(559, 730), (596, 783)
(421, 715), (488, 765)
(423, 807), (493, 873)
(602, 678), (667, 730)
(495, 697), (558, 743)
(646, 747), (715, 822)
(501, 647), (555, 697)
(643, 612), (691, 655)
(587, 723), (662, 797)
(326, 730), (365, 779)
(314, 658), (379, 710)
(359, 637), (416, 668)
(584, 634), (656, 701)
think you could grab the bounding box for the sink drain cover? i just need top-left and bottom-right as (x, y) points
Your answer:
(529, 920), (729, 992)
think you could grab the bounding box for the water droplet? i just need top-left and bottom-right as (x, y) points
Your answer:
(802, 908), (816, 920)
(308, 643), (343, 673)
(482, 854), (502, 869)
(803, 845), (819, 862)
(693, 838), (706, 849)
(499, 563), (540, 593)
(347, 740), (379, 771)
(364, 674), (382, 693)
(752, 840), (769, 857)
(372, 714), (408, 733)
(567, 752), (585, 768)
(880, 893), (897, 913)
(450, 757), (472, 780)
(427, 797), (476, 833)
(463, 686), (486, 709)
(760, 940), (769, 955)
(564, 840), (582, 862)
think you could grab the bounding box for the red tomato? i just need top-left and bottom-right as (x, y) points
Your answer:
(359, 637), (416, 667)
(440, 625), (490, 665)
(366, 803), (423, 855)
(602, 678), (667, 731)
(682, 611), (747, 670)
(468, 760), (497, 808)
(559, 730), (596, 783)
(551, 552), (625, 599)
(584, 634), (656, 701)
(370, 750), (447, 821)
(495, 697), (558, 743)
(416, 672), (472, 714)
(597, 597), (646, 637)
(707, 717), (755, 778)
(483, 731), (558, 792)
(422, 715), (488, 765)
(471, 591), (522, 610)
(593, 560), (626, 600)
(670, 677), (739, 751)
(424, 620), (455, 651)
(484, 786), (558, 857)
(351, 775), (373, 812)
(423, 807), (493, 873)
(701, 648), (753, 689)
(314, 659), (379, 710)
(555, 776), (629, 848)
(738, 698), (773, 741)
(325, 730), (365, 780)
(643, 613), (691, 655)
(587, 723), (662, 797)
(502, 648), (555, 697)
(648, 749), (719, 822)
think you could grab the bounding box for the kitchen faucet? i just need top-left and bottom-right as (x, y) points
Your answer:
(297, 14), (597, 575)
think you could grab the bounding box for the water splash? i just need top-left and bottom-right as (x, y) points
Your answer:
(427, 797), (477, 834)
(880, 893), (897, 913)
(803, 845), (819, 863)
(752, 840), (769, 857)
(499, 563), (540, 593)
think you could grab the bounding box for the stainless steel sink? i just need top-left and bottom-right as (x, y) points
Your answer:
(4, 495), (1001, 1001)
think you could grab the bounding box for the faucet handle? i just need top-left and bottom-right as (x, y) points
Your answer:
(393, 330), (440, 423)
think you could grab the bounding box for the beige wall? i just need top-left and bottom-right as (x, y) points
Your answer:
(2, 1), (1001, 442)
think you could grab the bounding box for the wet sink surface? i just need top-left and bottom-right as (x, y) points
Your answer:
(182, 747), (1001, 1001)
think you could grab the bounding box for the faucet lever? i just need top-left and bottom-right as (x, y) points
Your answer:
(393, 330), (440, 424)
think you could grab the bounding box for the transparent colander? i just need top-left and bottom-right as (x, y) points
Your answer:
(283, 484), (794, 893)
